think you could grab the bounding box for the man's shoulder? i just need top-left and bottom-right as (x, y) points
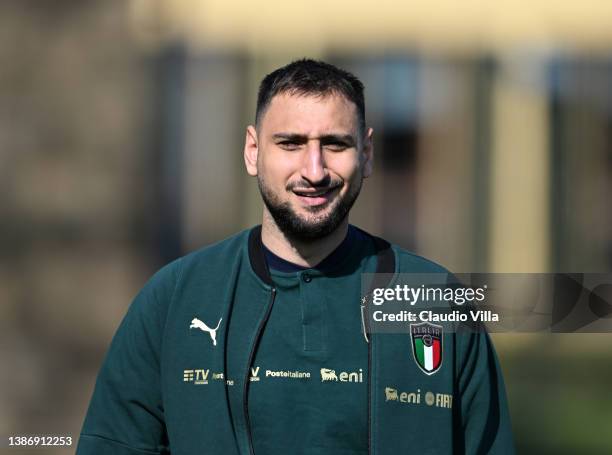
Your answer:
(179, 227), (252, 269)
(352, 226), (450, 274)
(390, 244), (450, 274)
(144, 227), (253, 291)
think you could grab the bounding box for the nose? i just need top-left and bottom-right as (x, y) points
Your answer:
(300, 141), (328, 185)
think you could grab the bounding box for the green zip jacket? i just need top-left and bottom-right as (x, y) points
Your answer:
(77, 225), (515, 454)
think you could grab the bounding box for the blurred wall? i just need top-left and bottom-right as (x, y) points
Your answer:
(0, 0), (157, 445)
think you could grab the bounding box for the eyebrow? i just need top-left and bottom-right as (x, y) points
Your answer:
(272, 133), (356, 146)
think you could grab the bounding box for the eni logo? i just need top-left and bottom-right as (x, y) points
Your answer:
(385, 387), (399, 401)
(384, 386), (451, 408)
(320, 367), (363, 383)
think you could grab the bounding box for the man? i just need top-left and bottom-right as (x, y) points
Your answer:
(77, 59), (514, 454)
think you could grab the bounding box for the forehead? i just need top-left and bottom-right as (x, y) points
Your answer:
(259, 92), (359, 135)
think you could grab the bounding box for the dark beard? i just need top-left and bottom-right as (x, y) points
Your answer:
(258, 176), (362, 241)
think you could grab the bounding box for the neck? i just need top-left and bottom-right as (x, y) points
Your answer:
(261, 209), (349, 268)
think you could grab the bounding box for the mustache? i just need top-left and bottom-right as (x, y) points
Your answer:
(286, 177), (343, 192)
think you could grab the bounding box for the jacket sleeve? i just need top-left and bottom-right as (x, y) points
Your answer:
(76, 262), (179, 455)
(455, 330), (515, 455)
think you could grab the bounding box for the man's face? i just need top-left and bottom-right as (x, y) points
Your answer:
(244, 92), (373, 240)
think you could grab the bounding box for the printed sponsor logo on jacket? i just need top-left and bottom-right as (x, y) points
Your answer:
(320, 367), (363, 383)
(384, 386), (452, 409)
(183, 369), (210, 384)
(183, 369), (234, 386)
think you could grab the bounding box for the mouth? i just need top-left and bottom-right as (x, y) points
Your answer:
(291, 185), (341, 207)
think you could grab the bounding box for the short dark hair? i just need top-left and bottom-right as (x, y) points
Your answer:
(255, 58), (366, 135)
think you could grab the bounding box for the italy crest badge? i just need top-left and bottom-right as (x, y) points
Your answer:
(410, 322), (443, 375)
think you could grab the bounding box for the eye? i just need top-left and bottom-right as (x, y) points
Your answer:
(278, 141), (301, 150)
(324, 142), (349, 151)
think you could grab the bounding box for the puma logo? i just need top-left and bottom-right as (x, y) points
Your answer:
(189, 317), (222, 346)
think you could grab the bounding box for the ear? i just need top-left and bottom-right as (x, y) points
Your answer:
(362, 127), (374, 178)
(244, 125), (259, 176)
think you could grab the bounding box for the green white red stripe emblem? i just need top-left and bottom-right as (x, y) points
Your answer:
(410, 322), (443, 375)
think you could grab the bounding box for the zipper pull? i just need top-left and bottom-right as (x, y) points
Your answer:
(360, 294), (370, 343)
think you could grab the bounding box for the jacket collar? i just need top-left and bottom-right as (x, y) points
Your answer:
(247, 224), (396, 285)
(248, 225), (274, 286)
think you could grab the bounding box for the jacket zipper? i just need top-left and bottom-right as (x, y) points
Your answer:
(361, 294), (373, 455)
(367, 330), (372, 455)
(243, 287), (277, 455)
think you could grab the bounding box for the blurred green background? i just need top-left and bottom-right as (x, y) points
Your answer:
(1, 0), (611, 453)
